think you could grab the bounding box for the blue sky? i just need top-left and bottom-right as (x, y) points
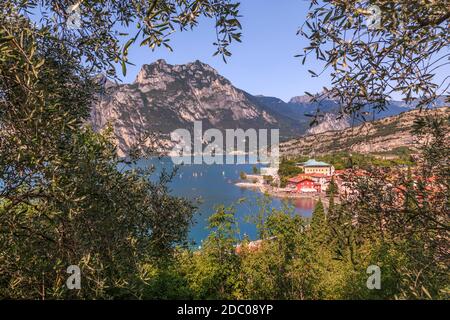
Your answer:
(30, 0), (449, 102)
(119, 0), (327, 102)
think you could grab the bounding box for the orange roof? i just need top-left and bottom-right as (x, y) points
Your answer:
(288, 175), (314, 183)
(309, 173), (328, 178)
(288, 173), (332, 183)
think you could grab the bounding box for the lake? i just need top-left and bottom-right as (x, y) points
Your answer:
(138, 157), (316, 246)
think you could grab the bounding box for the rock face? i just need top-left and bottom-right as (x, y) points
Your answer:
(306, 113), (350, 135)
(289, 95), (315, 104)
(90, 59), (305, 156)
(90, 59), (448, 157)
(280, 107), (450, 157)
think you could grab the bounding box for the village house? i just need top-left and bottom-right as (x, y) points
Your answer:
(286, 160), (335, 193)
(297, 159), (335, 176)
(287, 174), (324, 193)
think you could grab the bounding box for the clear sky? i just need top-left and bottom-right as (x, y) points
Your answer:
(30, 0), (449, 102)
(119, 0), (328, 102)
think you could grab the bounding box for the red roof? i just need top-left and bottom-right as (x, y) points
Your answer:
(288, 175), (314, 183)
(309, 173), (328, 178)
(288, 173), (332, 183)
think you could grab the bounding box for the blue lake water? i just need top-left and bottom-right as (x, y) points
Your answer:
(138, 157), (315, 246)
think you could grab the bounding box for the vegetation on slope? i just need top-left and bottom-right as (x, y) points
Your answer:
(0, 0), (448, 300)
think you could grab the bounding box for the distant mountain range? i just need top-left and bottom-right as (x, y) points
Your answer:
(253, 94), (447, 123)
(89, 59), (447, 156)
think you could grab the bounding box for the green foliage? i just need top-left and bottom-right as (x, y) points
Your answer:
(278, 158), (304, 187)
(173, 117), (448, 300)
(177, 205), (242, 299)
(310, 200), (327, 243)
(289, 152), (414, 171)
(327, 177), (338, 197)
(11, 0), (241, 77)
(1, 0), (448, 301)
(0, 5), (201, 299)
(328, 115), (450, 299)
(300, 0), (449, 116)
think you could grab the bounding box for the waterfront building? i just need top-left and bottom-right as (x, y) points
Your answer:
(287, 176), (322, 193)
(297, 159), (335, 176)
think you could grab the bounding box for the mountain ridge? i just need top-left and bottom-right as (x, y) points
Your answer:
(91, 59), (309, 156)
(90, 59), (447, 156)
(280, 106), (450, 157)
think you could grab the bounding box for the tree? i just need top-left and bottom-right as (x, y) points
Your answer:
(310, 200), (328, 243)
(326, 176), (337, 217)
(327, 177), (338, 197)
(328, 113), (450, 299)
(18, 0), (241, 76)
(0, 18), (196, 297)
(299, 3), (450, 297)
(0, 0), (242, 299)
(241, 206), (308, 299)
(300, 1), (449, 118)
(181, 205), (241, 299)
(278, 158), (304, 187)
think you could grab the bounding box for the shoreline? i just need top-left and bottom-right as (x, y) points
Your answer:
(235, 181), (325, 200)
(236, 181), (336, 211)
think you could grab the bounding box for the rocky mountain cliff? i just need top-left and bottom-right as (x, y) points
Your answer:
(280, 107), (449, 157)
(306, 113), (350, 135)
(90, 59), (447, 157)
(90, 60), (307, 156)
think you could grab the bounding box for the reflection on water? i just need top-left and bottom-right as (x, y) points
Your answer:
(291, 197), (317, 215)
(138, 157), (316, 245)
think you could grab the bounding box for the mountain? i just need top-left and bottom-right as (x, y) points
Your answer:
(90, 59), (448, 157)
(90, 60), (308, 156)
(306, 113), (350, 135)
(289, 95), (316, 104)
(253, 94), (422, 122)
(252, 95), (339, 121)
(280, 107), (449, 157)
(255, 93), (448, 123)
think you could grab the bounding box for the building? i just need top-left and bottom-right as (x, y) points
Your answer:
(308, 173), (331, 188)
(284, 159), (337, 194)
(287, 176), (322, 193)
(297, 159), (335, 176)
